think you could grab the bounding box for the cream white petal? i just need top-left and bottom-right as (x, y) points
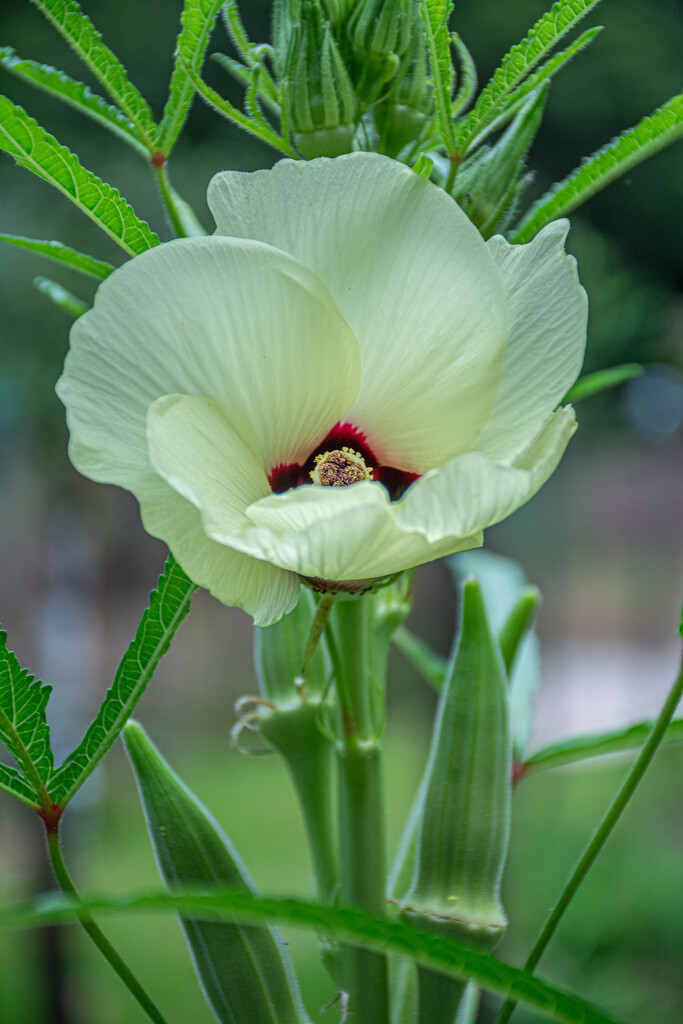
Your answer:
(146, 394), (270, 530)
(476, 221), (588, 461)
(206, 482), (483, 581)
(139, 477), (299, 626)
(57, 236), (361, 492)
(397, 405), (578, 543)
(209, 153), (508, 472)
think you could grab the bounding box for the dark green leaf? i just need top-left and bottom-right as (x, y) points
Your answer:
(0, 889), (631, 1024)
(0, 233), (115, 279)
(512, 91), (683, 242)
(33, 275), (89, 318)
(521, 718), (683, 778)
(29, 0), (157, 149)
(563, 363), (643, 402)
(455, 0), (602, 153)
(156, 0), (225, 156)
(49, 557), (197, 807)
(0, 628), (53, 810)
(0, 46), (148, 156)
(0, 97), (160, 256)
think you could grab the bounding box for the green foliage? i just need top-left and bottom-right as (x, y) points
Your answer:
(450, 31), (477, 118)
(563, 363), (643, 402)
(156, 0), (225, 156)
(455, 0), (602, 154)
(29, 0), (157, 149)
(0, 47), (149, 157)
(512, 90), (683, 242)
(49, 557), (197, 807)
(0, 233), (115, 279)
(522, 718), (683, 778)
(124, 722), (312, 1024)
(0, 97), (160, 256)
(0, 888), (631, 1024)
(419, 0), (455, 153)
(0, 628), (53, 810)
(33, 275), (88, 317)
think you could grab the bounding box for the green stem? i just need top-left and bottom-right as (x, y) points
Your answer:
(45, 827), (169, 1024)
(495, 650), (683, 1024)
(152, 161), (188, 238)
(328, 598), (390, 1024)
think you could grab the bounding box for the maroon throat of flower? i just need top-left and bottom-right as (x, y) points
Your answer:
(268, 421), (418, 501)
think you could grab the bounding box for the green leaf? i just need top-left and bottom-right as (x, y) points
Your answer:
(521, 718), (683, 779)
(183, 61), (294, 156)
(0, 627), (54, 811)
(0, 233), (115, 279)
(49, 557), (197, 807)
(156, 0), (225, 156)
(455, 0), (602, 154)
(0, 97), (160, 257)
(450, 31), (477, 118)
(124, 722), (312, 1023)
(563, 363), (643, 402)
(0, 46), (148, 157)
(498, 588), (541, 677)
(512, 91), (683, 242)
(0, 889), (631, 1024)
(33, 275), (89, 318)
(419, 0), (456, 153)
(393, 626), (447, 689)
(29, 0), (157, 149)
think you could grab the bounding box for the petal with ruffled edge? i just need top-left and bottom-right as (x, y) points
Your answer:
(202, 482), (482, 582)
(141, 394), (298, 624)
(57, 236), (361, 493)
(140, 480), (299, 626)
(396, 405), (577, 543)
(208, 153), (508, 473)
(475, 221), (587, 461)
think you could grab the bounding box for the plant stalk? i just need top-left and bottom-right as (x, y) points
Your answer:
(329, 597), (390, 1024)
(495, 649), (683, 1024)
(152, 160), (188, 238)
(45, 826), (169, 1024)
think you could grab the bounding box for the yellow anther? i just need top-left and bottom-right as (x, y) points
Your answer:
(310, 448), (372, 487)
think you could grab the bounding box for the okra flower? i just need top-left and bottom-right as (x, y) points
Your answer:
(57, 154), (587, 625)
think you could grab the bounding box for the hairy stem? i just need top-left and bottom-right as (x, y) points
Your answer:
(495, 650), (683, 1024)
(45, 826), (169, 1024)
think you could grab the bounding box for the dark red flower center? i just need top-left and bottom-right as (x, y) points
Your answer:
(268, 422), (418, 501)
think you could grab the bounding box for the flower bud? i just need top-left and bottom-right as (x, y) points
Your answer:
(373, 8), (433, 157)
(284, 0), (358, 158)
(347, 0), (412, 103)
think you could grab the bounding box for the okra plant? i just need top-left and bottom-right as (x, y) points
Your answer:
(0, 0), (682, 1022)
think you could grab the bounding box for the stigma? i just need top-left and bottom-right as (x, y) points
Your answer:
(310, 447), (372, 487)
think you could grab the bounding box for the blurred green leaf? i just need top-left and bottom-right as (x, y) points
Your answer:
(0, 889), (631, 1024)
(456, 0), (602, 154)
(512, 91), (683, 242)
(0, 46), (148, 157)
(0, 233), (115, 279)
(393, 625), (447, 689)
(420, 0), (456, 153)
(521, 718), (683, 778)
(124, 722), (312, 1024)
(33, 275), (89, 317)
(49, 557), (197, 807)
(0, 97), (160, 256)
(156, 0), (225, 156)
(0, 627), (53, 811)
(450, 31), (477, 118)
(29, 0), (157, 149)
(498, 587), (541, 677)
(563, 363), (644, 401)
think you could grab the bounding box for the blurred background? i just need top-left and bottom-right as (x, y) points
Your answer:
(0, 0), (682, 1021)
